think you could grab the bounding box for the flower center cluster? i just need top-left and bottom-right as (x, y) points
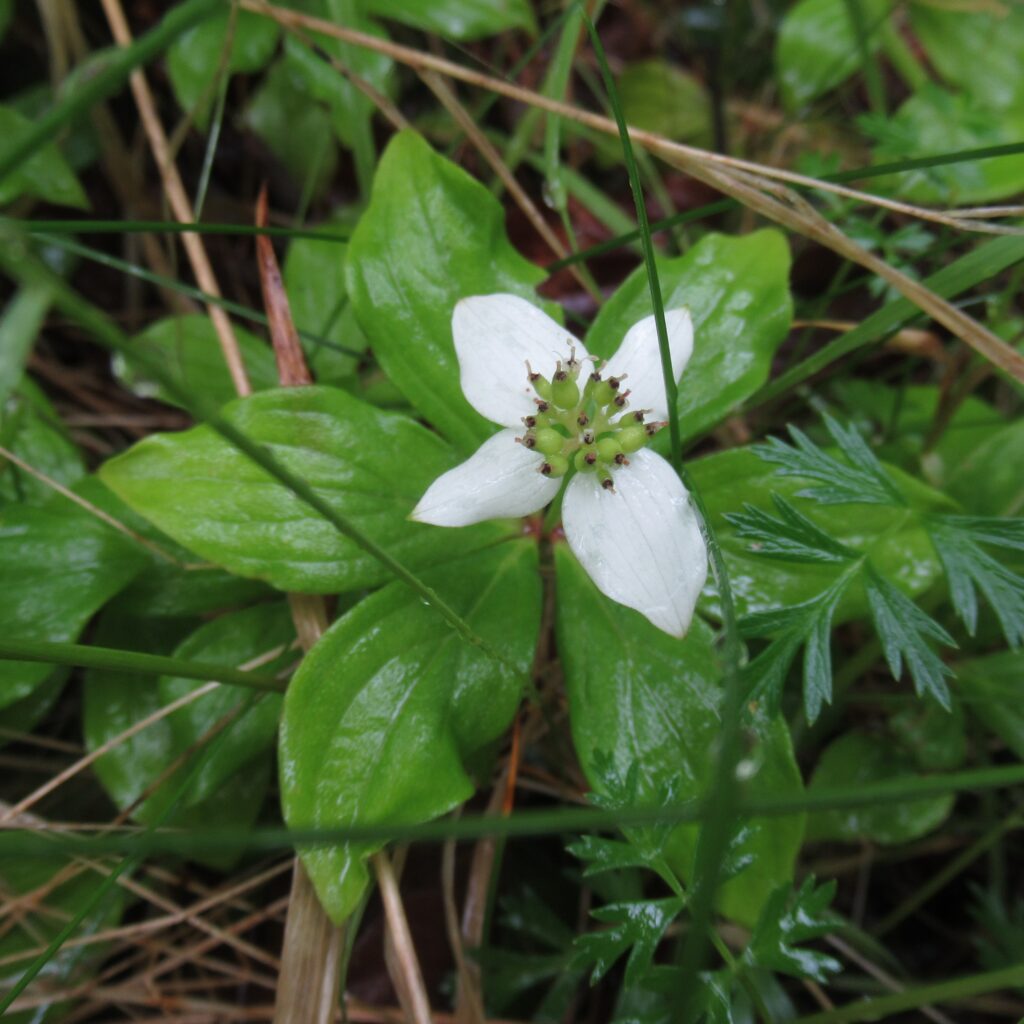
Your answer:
(516, 349), (666, 492)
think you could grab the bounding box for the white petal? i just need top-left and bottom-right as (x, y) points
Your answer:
(453, 294), (588, 428)
(601, 307), (693, 421)
(410, 429), (560, 527)
(562, 449), (707, 637)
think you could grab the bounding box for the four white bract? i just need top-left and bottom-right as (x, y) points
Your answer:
(411, 294), (709, 637)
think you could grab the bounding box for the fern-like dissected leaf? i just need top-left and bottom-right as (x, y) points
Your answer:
(930, 517), (1024, 647)
(726, 493), (860, 564)
(744, 876), (842, 983)
(865, 565), (956, 708)
(752, 415), (904, 507)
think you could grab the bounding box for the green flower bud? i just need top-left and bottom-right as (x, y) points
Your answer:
(574, 448), (598, 473)
(534, 427), (565, 456)
(552, 374), (580, 409)
(540, 454), (569, 477)
(618, 425), (647, 453)
(596, 437), (623, 463)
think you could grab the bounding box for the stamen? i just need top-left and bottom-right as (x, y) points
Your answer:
(601, 478), (616, 491)
(577, 412), (589, 427)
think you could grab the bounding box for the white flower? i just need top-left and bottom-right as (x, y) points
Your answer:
(411, 294), (708, 637)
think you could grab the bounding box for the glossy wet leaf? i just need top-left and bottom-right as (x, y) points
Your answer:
(584, 231), (792, 446)
(911, 2), (1024, 112)
(114, 315), (279, 408)
(362, 0), (535, 39)
(691, 447), (942, 619)
(245, 59), (337, 197)
(555, 544), (804, 925)
(807, 731), (954, 844)
(346, 130), (557, 453)
(744, 876), (841, 982)
(99, 386), (510, 594)
(167, 8), (279, 126)
(955, 651), (1024, 760)
(0, 500), (146, 710)
(283, 215), (367, 383)
(775, 0), (887, 108)
(159, 602), (293, 807)
(0, 105), (88, 208)
(862, 85), (1024, 205)
(280, 541), (540, 923)
(0, 379), (85, 506)
(83, 610), (272, 868)
(618, 60), (712, 146)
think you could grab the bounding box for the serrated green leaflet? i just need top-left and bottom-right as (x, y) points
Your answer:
(280, 541), (540, 923)
(100, 385), (511, 594)
(585, 231), (792, 447)
(555, 545), (804, 925)
(346, 130), (559, 453)
(0, 105), (87, 209)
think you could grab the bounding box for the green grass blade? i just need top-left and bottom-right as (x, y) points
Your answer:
(0, 639), (286, 692)
(14, 218), (349, 242)
(0, 0), (221, 182)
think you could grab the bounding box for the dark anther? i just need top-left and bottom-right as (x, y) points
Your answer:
(535, 399), (550, 412)
(633, 410), (645, 422)
(577, 412), (589, 427)
(522, 436), (536, 449)
(614, 453), (628, 465)
(608, 376), (621, 391)
(528, 371), (540, 382)
(540, 462), (554, 476)
(584, 451), (597, 465)
(582, 430), (595, 445)
(524, 415), (537, 428)
(554, 369), (568, 381)
(589, 371), (602, 383)
(601, 478), (615, 491)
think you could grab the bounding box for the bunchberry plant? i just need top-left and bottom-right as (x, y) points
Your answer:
(412, 293), (708, 636)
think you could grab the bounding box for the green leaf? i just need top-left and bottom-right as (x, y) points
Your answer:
(929, 518), (1024, 647)
(0, 500), (146, 710)
(726, 493), (860, 564)
(361, 0), (535, 39)
(752, 416), (904, 507)
(0, 378), (85, 506)
(807, 731), (955, 844)
(0, 283), (51, 403)
(568, 835), (657, 878)
(573, 896), (685, 987)
(114, 314), (279, 408)
(0, 105), (88, 209)
(346, 130), (556, 453)
(584, 231), (792, 448)
(890, 697), (967, 773)
(167, 8), (279, 126)
(865, 564), (956, 708)
(245, 58), (337, 197)
(955, 651), (1024, 760)
(744, 877), (841, 982)
(283, 215), (368, 383)
(83, 610), (272, 868)
(0, 671), (65, 752)
(99, 385), (510, 594)
(741, 573), (852, 722)
(775, 0), (888, 108)
(0, 855), (124, 1016)
(911, 2), (1024, 112)
(946, 418), (1024, 517)
(862, 84), (1024, 204)
(555, 545), (804, 925)
(691, 447), (942, 619)
(159, 603), (292, 807)
(280, 541), (540, 923)
(617, 60), (712, 147)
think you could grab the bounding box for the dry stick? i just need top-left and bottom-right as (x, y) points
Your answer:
(373, 851), (434, 1024)
(0, 444), (184, 565)
(240, 1), (1024, 382)
(420, 70), (602, 304)
(239, 0), (1022, 238)
(99, 0), (252, 396)
(254, 186), (346, 1024)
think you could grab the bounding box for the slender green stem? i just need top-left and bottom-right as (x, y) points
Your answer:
(0, 638), (287, 692)
(843, 0), (886, 115)
(0, 0), (221, 183)
(12, 218), (349, 242)
(1, 762), (1022, 858)
(791, 964), (1024, 1024)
